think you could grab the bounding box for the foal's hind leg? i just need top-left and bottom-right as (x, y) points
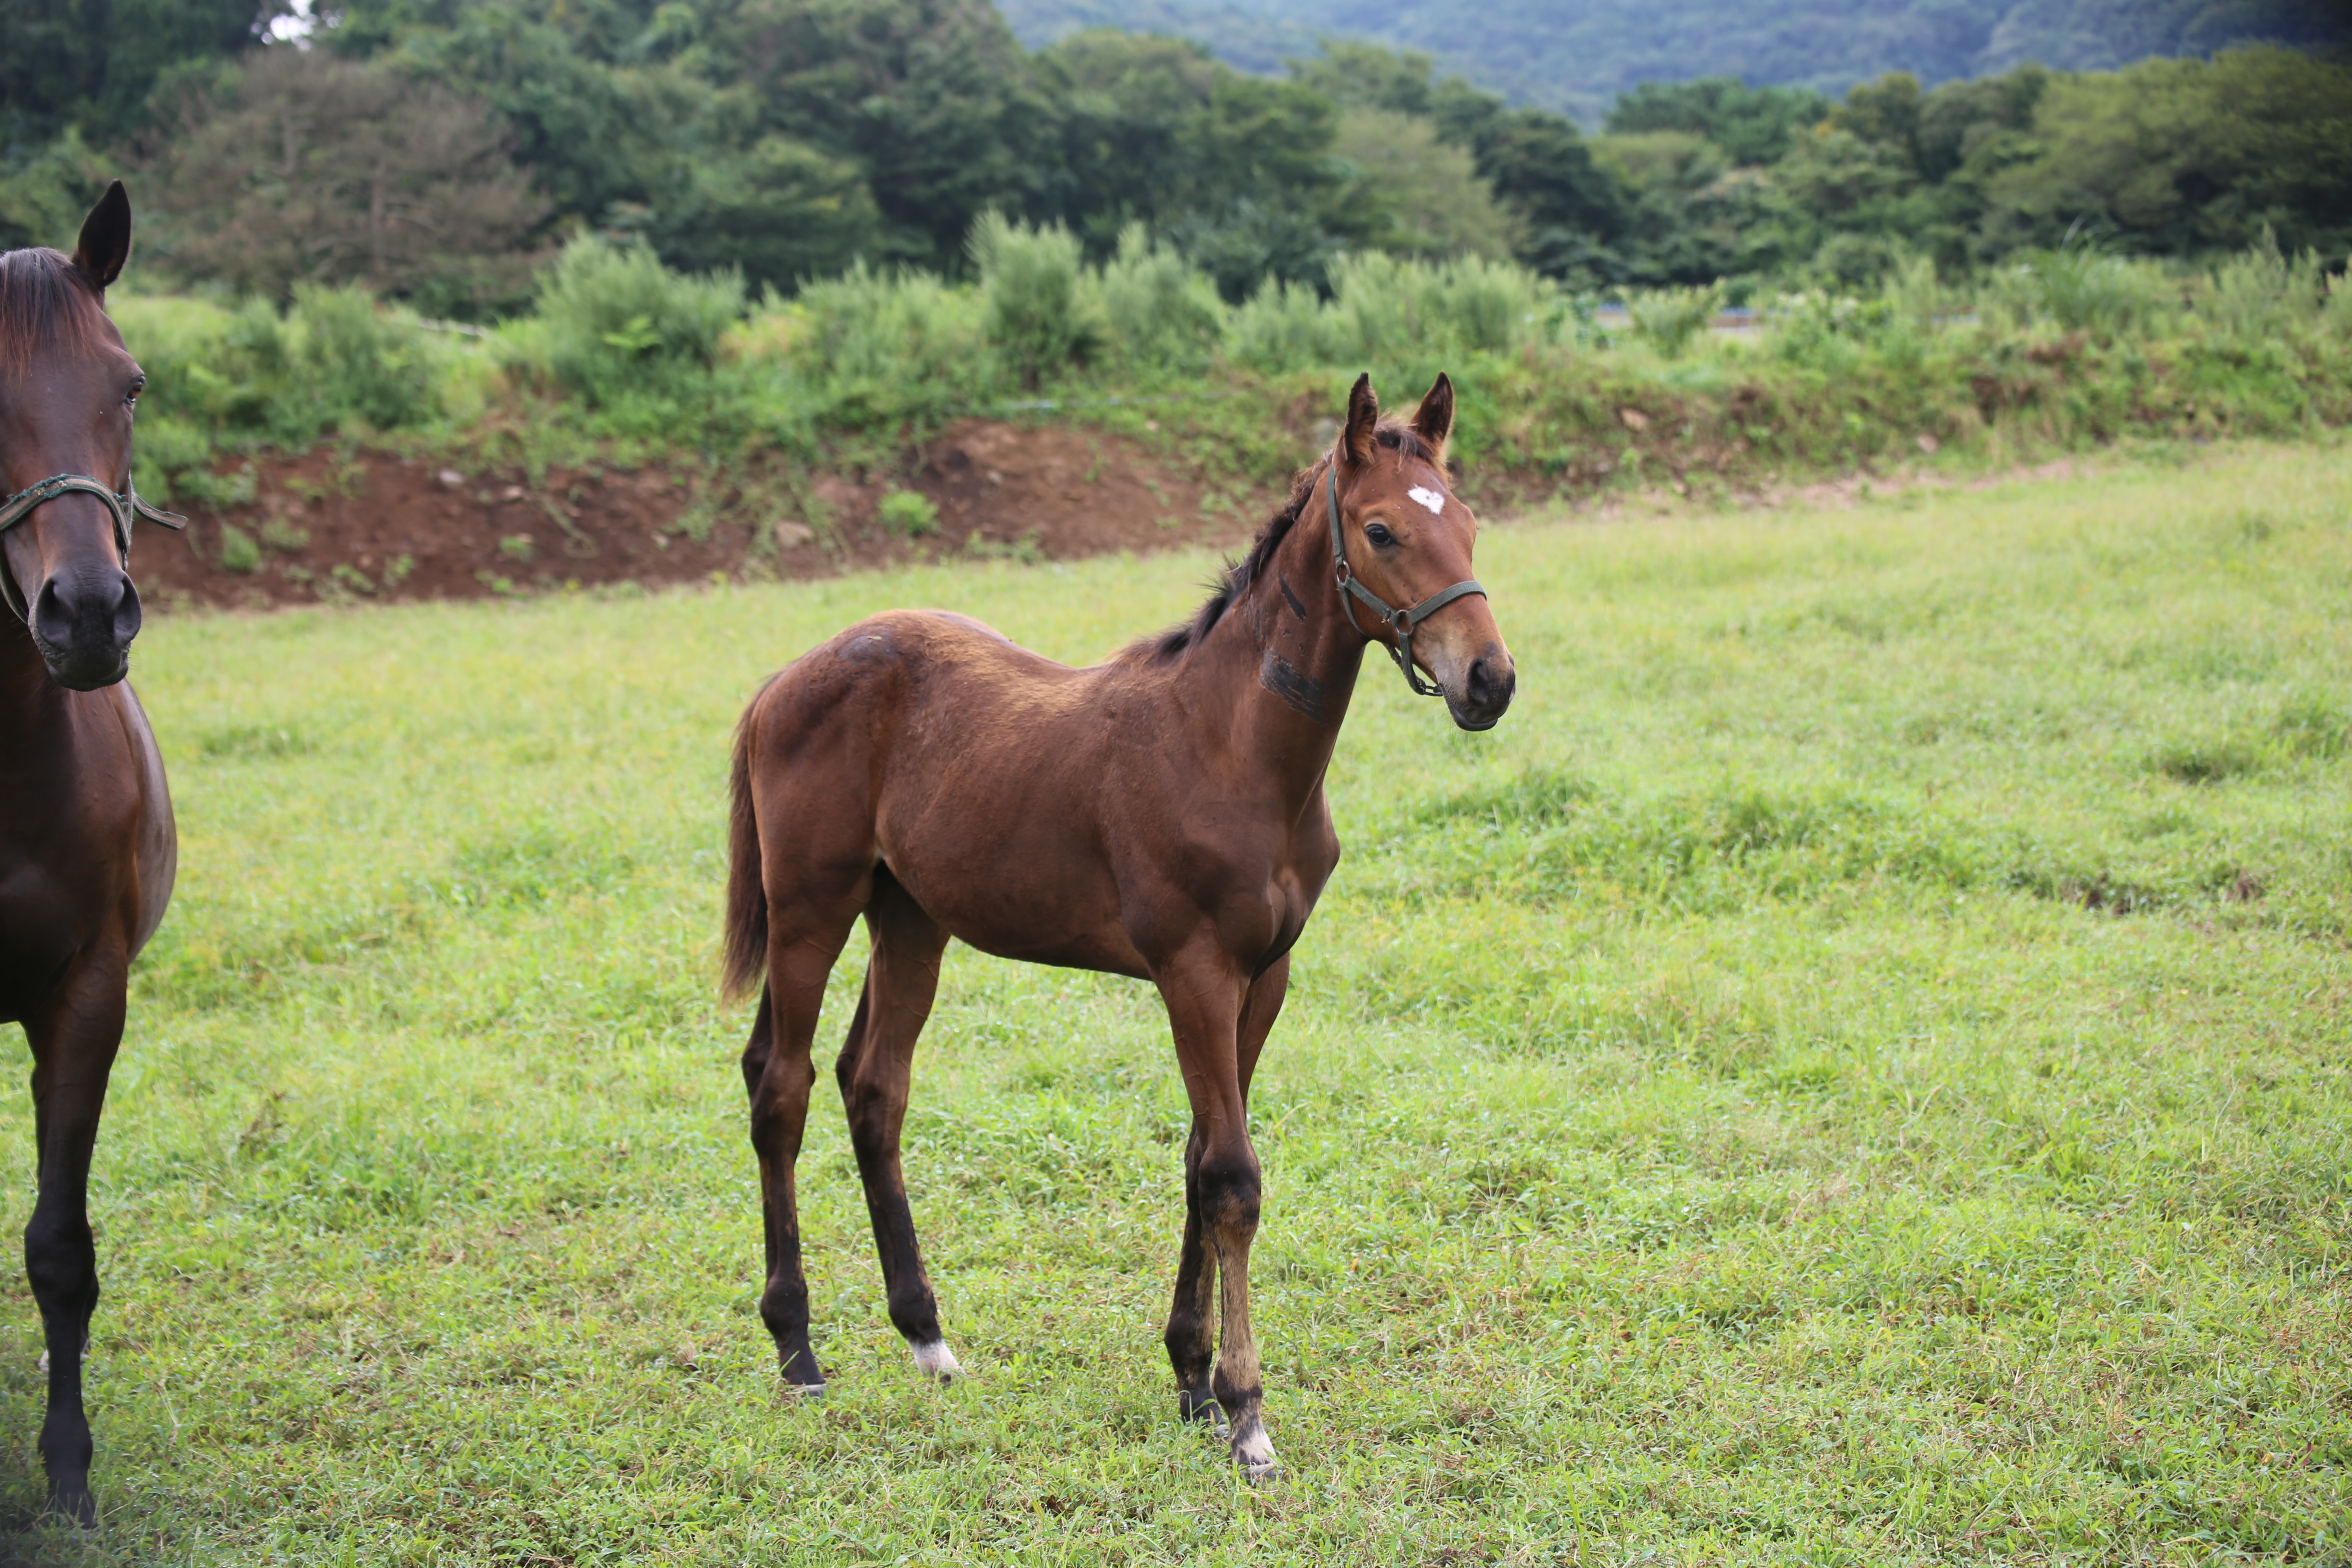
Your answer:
(835, 869), (958, 1381)
(21, 944), (128, 1526)
(742, 907), (860, 1393)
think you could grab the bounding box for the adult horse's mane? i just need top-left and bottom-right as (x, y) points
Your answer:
(0, 247), (109, 373)
(1130, 420), (1440, 667)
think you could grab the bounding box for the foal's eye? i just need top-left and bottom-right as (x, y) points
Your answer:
(1364, 522), (1396, 547)
(123, 383), (143, 409)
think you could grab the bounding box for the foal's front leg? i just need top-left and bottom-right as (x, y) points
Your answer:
(1165, 956), (1287, 1432)
(22, 944), (128, 1526)
(1157, 951), (1283, 1479)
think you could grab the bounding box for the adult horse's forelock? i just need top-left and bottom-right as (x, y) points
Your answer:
(0, 248), (111, 378)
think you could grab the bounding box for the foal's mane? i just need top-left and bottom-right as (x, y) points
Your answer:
(0, 247), (110, 374)
(1130, 420), (1439, 666)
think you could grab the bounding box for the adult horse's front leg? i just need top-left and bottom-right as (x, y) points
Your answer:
(1157, 949), (1279, 1479)
(21, 944), (127, 1526)
(1165, 956), (1287, 1431)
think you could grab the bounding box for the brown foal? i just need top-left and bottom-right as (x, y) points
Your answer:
(0, 184), (179, 1524)
(722, 373), (1514, 1476)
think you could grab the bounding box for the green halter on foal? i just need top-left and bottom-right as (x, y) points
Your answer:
(0, 473), (183, 622)
(1325, 455), (1485, 699)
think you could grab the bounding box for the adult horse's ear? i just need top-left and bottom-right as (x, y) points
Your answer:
(71, 182), (131, 292)
(1342, 372), (1379, 468)
(1411, 372), (1454, 463)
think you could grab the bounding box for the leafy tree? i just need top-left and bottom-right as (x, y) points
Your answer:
(1983, 45), (2352, 256)
(1039, 30), (1357, 294)
(145, 48), (547, 314)
(1604, 77), (1833, 166)
(0, 0), (278, 147)
(1332, 108), (1519, 262)
(646, 135), (881, 296)
(706, 0), (1056, 271)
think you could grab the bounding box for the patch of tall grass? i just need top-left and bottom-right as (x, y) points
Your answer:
(113, 222), (2352, 506)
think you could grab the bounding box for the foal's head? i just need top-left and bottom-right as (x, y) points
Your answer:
(0, 183), (147, 690)
(1329, 373), (1516, 730)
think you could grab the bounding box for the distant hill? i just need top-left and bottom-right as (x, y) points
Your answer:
(995, 0), (2352, 120)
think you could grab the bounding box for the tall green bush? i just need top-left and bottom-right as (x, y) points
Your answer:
(526, 237), (745, 406)
(970, 212), (1100, 389)
(1096, 224), (1227, 373)
(793, 263), (995, 423)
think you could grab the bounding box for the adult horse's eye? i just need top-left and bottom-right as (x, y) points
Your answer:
(1364, 522), (1395, 547)
(123, 381), (143, 410)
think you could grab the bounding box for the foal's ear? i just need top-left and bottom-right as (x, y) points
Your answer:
(1411, 372), (1454, 462)
(1341, 372), (1379, 468)
(71, 181), (131, 292)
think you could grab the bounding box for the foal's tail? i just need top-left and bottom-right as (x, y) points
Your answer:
(721, 705), (769, 1003)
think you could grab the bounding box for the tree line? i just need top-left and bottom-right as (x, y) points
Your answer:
(0, 0), (2344, 318)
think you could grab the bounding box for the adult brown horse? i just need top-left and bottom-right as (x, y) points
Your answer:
(723, 372), (1513, 1476)
(0, 183), (180, 1524)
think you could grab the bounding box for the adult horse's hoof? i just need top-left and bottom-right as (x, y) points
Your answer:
(45, 1486), (97, 1529)
(778, 1380), (826, 1402)
(910, 1339), (962, 1383)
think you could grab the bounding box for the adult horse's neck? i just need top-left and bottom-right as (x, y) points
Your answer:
(1174, 469), (1368, 813)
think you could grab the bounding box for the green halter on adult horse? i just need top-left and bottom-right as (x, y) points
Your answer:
(0, 182), (180, 1526)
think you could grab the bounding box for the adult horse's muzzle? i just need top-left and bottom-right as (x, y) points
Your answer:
(29, 561), (141, 689)
(0, 479), (168, 691)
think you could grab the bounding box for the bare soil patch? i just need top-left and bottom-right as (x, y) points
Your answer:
(138, 420), (1280, 612)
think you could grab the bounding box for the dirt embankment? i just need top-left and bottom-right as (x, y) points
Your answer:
(137, 421), (1283, 612)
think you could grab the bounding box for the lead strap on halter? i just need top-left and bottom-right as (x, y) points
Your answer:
(0, 473), (184, 623)
(1325, 456), (1484, 698)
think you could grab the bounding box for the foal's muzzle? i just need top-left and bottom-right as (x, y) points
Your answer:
(29, 564), (140, 690)
(1446, 652), (1515, 732)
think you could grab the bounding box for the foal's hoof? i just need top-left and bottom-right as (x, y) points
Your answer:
(1230, 1423), (1280, 1483)
(1178, 1386), (1229, 1438)
(910, 1339), (963, 1384)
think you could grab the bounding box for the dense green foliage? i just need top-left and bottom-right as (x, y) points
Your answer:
(111, 225), (2352, 527)
(1000, 0), (2352, 120)
(5, 2), (2346, 310)
(4, 445), (2346, 1560)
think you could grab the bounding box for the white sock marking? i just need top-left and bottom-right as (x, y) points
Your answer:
(911, 1339), (962, 1382)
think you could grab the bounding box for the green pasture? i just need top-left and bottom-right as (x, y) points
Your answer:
(4, 443), (2349, 1564)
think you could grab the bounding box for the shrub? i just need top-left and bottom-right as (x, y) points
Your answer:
(286, 285), (444, 432)
(1097, 225), (1226, 373)
(878, 490), (939, 537)
(217, 523), (261, 574)
(1227, 275), (1330, 372)
(794, 264), (994, 424)
(970, 212), (1100, 389)
(527, 236), (744, 405)
(1627, 281), (1725, 357)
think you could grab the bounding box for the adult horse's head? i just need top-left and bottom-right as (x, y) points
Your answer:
(1326, 372), (1516, 730)
(0, 183), (161, 691)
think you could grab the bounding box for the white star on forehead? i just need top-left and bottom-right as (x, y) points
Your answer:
(1407, 486), (1446, 515)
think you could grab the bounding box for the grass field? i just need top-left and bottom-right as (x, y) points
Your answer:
(2, 442), (2348, 1565)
